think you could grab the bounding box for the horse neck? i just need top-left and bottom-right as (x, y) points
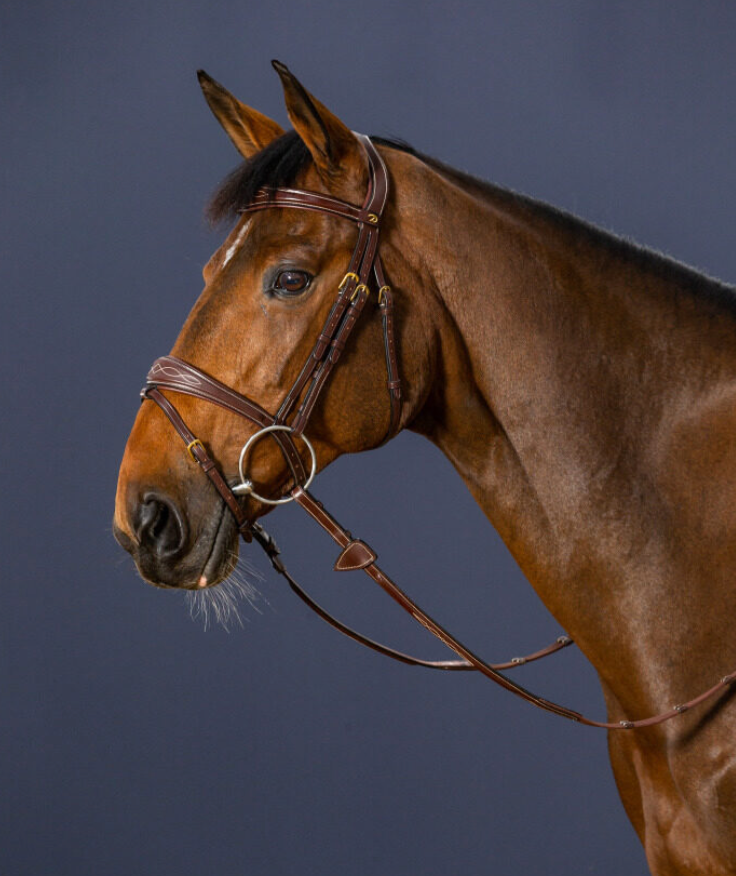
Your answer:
(396, 157), (736, 710)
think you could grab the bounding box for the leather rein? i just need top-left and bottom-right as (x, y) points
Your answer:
(142, 133), (735, 730)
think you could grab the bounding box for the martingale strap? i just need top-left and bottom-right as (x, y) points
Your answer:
(284, 489), (736, 729)
(142, 133), (736, 731)
(252, 522), (573, 672)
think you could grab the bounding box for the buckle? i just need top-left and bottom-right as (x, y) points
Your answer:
(338, 272), (360, 291)
(186, 438), (205, 461)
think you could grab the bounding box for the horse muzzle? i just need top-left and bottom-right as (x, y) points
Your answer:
(113, 487), (237, 589)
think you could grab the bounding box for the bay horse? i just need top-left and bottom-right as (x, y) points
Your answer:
(113, 62), (736, 874)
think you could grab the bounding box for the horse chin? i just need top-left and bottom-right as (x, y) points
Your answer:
(191, 507), (240, 591)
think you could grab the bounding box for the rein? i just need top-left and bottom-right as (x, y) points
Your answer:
(142, 134), (736, 730)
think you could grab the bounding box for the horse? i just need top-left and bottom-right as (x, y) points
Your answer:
(113, 62), (736, 875)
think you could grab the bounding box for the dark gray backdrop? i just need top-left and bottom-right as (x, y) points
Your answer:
(4, 2), (736, 874)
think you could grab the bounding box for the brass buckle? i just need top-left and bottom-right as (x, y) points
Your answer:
(338, 272), (360, 291)
(186, 438), (205, 461)
(377, 285), (391, 305)
(350, 283), (369, 302)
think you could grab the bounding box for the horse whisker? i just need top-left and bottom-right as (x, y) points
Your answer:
(184, 549), (267, 631)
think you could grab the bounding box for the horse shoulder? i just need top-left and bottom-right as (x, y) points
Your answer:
(648, 383), (736, 541)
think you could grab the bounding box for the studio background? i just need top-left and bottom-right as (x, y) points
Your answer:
(4, 3), (736, 874)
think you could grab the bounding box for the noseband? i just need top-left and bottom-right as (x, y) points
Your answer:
(141, 134), (736, 730)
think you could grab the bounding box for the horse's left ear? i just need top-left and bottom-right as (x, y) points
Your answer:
(271, 60), (363, 183)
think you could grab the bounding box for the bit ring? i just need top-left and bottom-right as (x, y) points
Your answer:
(233, 425), (317, 505)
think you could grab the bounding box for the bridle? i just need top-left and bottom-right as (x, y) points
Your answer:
(141, 134), (736, 730)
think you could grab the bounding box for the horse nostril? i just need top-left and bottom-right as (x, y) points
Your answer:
(136, 494), (187, 558)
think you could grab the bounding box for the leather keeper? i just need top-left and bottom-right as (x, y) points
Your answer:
(334, 539), (377, 571)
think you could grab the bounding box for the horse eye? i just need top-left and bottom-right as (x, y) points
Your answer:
(274, 270), (311, 295)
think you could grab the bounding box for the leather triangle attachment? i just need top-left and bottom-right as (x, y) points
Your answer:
(334, 539), (377, 572)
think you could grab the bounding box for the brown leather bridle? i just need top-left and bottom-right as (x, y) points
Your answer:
(141, 134), (736, 730)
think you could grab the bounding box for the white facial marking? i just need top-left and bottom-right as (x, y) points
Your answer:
(222, 218), (252, 268)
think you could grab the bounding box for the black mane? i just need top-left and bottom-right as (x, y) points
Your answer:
(206, 132), (414, 224)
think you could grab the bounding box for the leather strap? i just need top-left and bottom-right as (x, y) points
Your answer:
(244, 189), (380, 225)
(145, 372), (577, 673)
(140, 133), (736, 730)
(290, 488), (584, 721)
(240, 134), (397, 441)
(251, 523), (573, 671)
(144, 387), (253, 539)
(375, 256), (401, 440)
(146, 357), (307, 486)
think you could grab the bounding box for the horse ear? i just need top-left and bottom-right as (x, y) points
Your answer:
(197, 70), (285, 159)
(271, 60), (362, 182)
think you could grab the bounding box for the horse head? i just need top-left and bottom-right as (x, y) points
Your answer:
(114, 62), (437, 590)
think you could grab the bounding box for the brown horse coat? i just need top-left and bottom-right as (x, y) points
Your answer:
(115, 64), (736, 875)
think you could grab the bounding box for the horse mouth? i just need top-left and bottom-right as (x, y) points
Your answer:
(197, 504), (239, 589)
